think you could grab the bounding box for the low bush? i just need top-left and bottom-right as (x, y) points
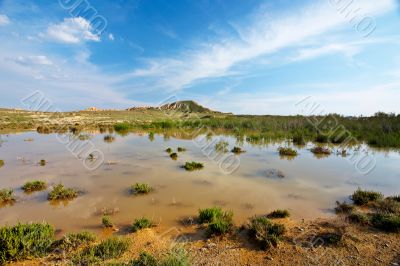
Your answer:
(170, 153), (178, 160)
(278, 147), (297, 156)
(56, 231), (96, 252)
(351, 188), (383, 206)
(310, 147), (331, 155)
(73, 237), (129, 264)
(371, 213), (400, 232)
(198, 207), (223, 223)
(231, 146), (245, 154)
(267, 209), (290, 219)
(371, 198), (400, 215)
(131, 183), (152, 195)
(0, 189), (15, 205)
(102, 216), (114, 228)
(48, 184), (78, 201)
(347, 211), (370, 225)
(177, 147), (186, 152)
(160, 247), (191, 266)
(248, 216), (285, 249)
(132, 217), (154, 232)
(335, 201), (355, 214)
(0, 223), (54, 264)
(316, 232), (343, 246)
(22, 181), (47, 193)
(131, 251), (158, 266)
(182, 161), (204, 171)
(198, 207), (233, 236)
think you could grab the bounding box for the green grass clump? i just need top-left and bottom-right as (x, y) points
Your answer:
(170, 152), (178, 160)
(267, 209), (290, 219)
(102, 216), (114, 228)
(214, 140), (229, 153)
(231, 146), (245, 154)
(22, 181), (47, 193)
(335, 201), (355, 214)
(278, 147), (297, 156)
(371, 213), (400, 232)
(0, 223), (54, 264)
(0, 189), (15, 205)
(56, 231), (96, 252)
(182, 161), (204, 171)
(132, 217), (154, 232)
(347, 211), (370, 225)
(0, 160), (4, 168)
(310, 146), (331, 155)
(48, 184), (78, 201)
(165, 148), (173, 154)
(351, 188), (383, 206)
(131, 183), (152, 195)
(248, 216), (285, 249)
(160, 247), (191, 266)
(114, 122), (131, 132)
(177, 147), (186, 152)
(130, 251), (158, 266)
(198, 207), (233, 236)
(39, 159), (46, 166)
(73, 237), (129, 264)
(292, 132), (305, 145)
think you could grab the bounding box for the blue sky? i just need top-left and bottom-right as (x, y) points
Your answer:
(0, 0), (399, 115)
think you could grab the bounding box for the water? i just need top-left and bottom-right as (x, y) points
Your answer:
(0, 131), (399, 234)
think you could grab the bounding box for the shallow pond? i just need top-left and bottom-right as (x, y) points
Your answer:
(0, 131), (399, 234)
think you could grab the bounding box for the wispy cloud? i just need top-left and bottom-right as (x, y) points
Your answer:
(41, 17), (100, 44)
(125, 0), (396, 92)
(7, 55), (53, 66)
(0, 14), (10, 26)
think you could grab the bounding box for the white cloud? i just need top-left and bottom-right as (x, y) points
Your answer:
(43, 17), (100, 44)
(8, 55), (53, 66)
(0, 14), (10, 26)
(108, 33), (114, 41)
(126, 0), (396, 92)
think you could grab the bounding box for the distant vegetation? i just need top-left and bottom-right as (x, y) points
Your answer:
(22, 181), (47, 193)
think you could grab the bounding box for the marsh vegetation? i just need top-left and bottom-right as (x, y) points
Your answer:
(48, 184), (78, 201)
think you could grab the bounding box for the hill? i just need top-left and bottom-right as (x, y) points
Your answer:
(159, 100), (216, 113)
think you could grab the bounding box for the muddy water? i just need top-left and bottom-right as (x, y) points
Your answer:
(0, 132), (399, 234)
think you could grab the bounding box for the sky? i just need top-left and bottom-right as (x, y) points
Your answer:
(0, 0), (399, 115)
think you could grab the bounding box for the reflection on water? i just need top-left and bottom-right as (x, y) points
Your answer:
(0, 131), (399, 233)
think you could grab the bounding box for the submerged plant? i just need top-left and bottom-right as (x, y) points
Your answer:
(131, 183), (152, 195)
(351, 188), (383, 206)
(165, 148), (173, 154)
(177, 147), (186, 152)
(231, 146), (245, 154)
(310, 146), (331, 155)
(170, 152), (178, 160)
(248, 216), (285, 249)
(214, 140), (229, 153)
(104, 135), (116, 143)
(278, 147), (298, 156)
(48, 184), (78, 201)
(182, 161), (204, 171)
(267, 209), (290, 219)
(132, 217), (154, 232)
(39, 159), (46, 166)
(102, 216), (114, 228)
(0, 189), (15, 205)
(22, 181), (47, 193)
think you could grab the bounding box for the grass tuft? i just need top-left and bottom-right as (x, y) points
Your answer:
(231, 146), (245, 154)
(310, 146), (331, 155)
(22, 181), (47, 193)
(102, 216), (114, 228)
(248, 216), (285, 249)
(48, 184), (78, 201)
(165, 148), (173, 154)
(160, 247), (191, 266)
(0, 160), (4, 168)
(182, 161), (204, 171)
(214, 140), (229, 153)
(170, 153), (178, 160)
(278, 147), (298, 156)
(132, 217), (154, 232)
(0, 189), (16, 205)
(198, 207), (233, 236)
(267, 209), (290, 219)
(371, 214), (400, 232)
(347, 211), (370, 225)
(39, 159), (46, 166)
(351, 188), (383, 206)
(104, 135), (116, 143)
(335, 201), (355, 214)
(130, 251), (158, 266)
(131, 183), (152, 195)
(177, 147), (186, 152)
(56, 231), (96, 252)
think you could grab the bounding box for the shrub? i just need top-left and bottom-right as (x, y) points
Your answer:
(351, 188), (383, 206)
(310, 147), (331, 155)
(39, 159), (46, 166)
(248, 217), (285, 249)
(215, 141), (229, 153)
(267, 209), (290, 219)
(56, 231), (96, 252)
(102, 216), (114, 228)
(160, 247), (191, 266)
(48, 184), (78, 201)
(278, 147), (298, 156)
(0, 160), (4, 168)
(74, 237), (129, 264)
(132, 217), (154, 232)
(170, 153), (178, 160)
(22, 181), (47, 193)
(0, 189), (15, 205)
(0, 223), (54, 264)
(177, 147), (186, 152)
(387, 195), (400, 202)
(131, 251), (158, 266)
(347, 211), (370, 225)
(316, 232), (343, 246)
(371, 199), (400, 215)
(371, 214), (400, 232)
(198, 207), (233, 236)
(165, 148), (173, 154)
(131, 183), (152, 195)
(182, 161), (204, 171)
(334, 201), (355, 214)
(198, 207), (223, 223)
(104, 135), (116, 143)
(231, 146), (245, 154)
